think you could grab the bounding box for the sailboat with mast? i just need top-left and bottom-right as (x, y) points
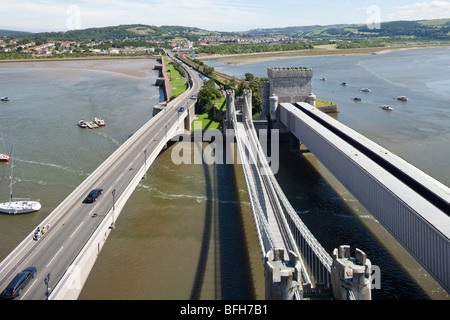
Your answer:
(0, 145), (41, 214)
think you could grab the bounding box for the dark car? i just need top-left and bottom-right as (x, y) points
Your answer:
(84, 188), (103, 203)
(1, 267), (36, 299)
(178, 107), (184, 112)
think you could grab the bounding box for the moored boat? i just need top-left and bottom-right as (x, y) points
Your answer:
(94, 117), (105, 126)
(78, 120), (87, 128)
(0, 152), (10, 161)
(0, 145), (41, 214)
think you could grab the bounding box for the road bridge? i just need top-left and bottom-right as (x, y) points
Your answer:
(0, 56), (202, 300)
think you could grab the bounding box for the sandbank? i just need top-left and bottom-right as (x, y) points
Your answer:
(0, 56), (158, 78)
(198, 44), (449, 66)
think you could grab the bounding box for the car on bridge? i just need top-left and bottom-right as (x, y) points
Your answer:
(84, 188), (103, 203)
(178, 107), (185, 112)
(1, 266), (37, 299)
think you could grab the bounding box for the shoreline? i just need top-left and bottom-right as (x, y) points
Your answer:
(198, 44), (450, 66)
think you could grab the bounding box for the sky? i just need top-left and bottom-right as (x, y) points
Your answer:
(1, 0), (450, 33)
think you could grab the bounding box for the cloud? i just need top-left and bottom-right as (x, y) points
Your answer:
(387, 1), (450, 21)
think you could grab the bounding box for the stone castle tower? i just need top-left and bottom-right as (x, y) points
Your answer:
(261, 67), (316, 122)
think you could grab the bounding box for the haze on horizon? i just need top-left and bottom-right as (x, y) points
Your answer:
(1, 0), (450, 33)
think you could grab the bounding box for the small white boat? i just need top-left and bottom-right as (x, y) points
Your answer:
(78, 120), (87, 128)
(381, 105), (394, 111)
(1, 97), (9, 101)
(0, 152), (10, 161)
(320, 77), (326, 81)
(362, 88), (371, 92)
(94, 117), (105, 126)
(0, 145), (41, 214)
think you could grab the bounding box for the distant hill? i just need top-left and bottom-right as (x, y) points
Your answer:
(245, 19), (450, 40)
(18, 24), (220, 41)
(0, 29), (33, 37)
(2, 19), (450, 41)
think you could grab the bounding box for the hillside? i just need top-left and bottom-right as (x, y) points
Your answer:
(245, 19), (450, 40)
(2, 24), (219, 41)
(2, 19), (449, 42)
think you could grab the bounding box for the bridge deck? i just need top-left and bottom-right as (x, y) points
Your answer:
(235, 121), (289, 252)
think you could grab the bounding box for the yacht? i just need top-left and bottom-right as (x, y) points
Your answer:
(0, 145), (41, 214)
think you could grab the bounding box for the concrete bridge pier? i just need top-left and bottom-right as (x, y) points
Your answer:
(331, 245), (372, 300)
(264, 248), (303, 300)
(242, 89), (252, 122)
(225, 89), (236, 129)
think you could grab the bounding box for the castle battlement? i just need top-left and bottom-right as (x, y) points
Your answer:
(268, 67), (312, 79)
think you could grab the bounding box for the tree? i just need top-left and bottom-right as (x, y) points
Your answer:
(196, 79), (221, 114)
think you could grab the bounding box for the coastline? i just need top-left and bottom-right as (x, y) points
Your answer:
(198, 44), (450, 66)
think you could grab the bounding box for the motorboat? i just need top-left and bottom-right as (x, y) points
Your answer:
(78, 120), (87, 128)
(381, 105), (394, 111)
(94, 117), (105, 126)
(320, 77), (326, 81)
(0, 152), (10, 161)
(397, 96), (408, 101)
(1, 97), (9, 101)
(362, 88), (371, 92)
(341, 82), (347, 86)
(352, 97), (362, 101)
(0, 145), (41, 214)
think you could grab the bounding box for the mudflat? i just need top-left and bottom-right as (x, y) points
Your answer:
(0, 56), (158, 78)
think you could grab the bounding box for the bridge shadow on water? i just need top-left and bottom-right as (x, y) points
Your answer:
(189, 143), (255, 300)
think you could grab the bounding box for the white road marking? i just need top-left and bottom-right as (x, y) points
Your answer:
(70, 221), (85, 239)
(46, 246), (64, 268)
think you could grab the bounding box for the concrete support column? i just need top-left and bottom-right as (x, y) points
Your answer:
(269, 93), (278, 122)
(243, 89), (252, 122)
(264, 248), (303, 300)
(331, 245), (372, 300)
(226, 90), (235, 127)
